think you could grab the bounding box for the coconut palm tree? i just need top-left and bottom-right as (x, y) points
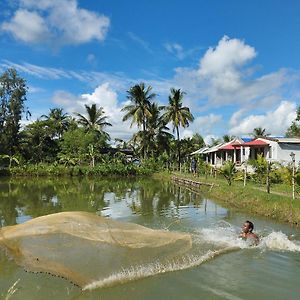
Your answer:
(252, 127), (270, 138)
(162, 88), (194, 166)
(145, 102), (173, 156)
(75, 104), (112, 140)
(223, 134), (234, 143)
(41, 108), (70, 139)
(121, 83), (156, 158)
(220, 161), (237, 186)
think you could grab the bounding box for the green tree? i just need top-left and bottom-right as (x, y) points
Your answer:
(0, 154), (19, 169)
(250, 153), (268, 184)
(162, 88), (194, 167)
(20, 119), (58, 163)
(252, 127), (270, 138)
(122, 83), (156, 159)
(220, 161), (237, 186)
(0, 68), (28, 155)
(209, 137), (222, 147)
(75, 104), (112, 141)
(59, 128), (96, 164)
(223, 134), (234, 143)
(146, 102), (172, 156)
(286, 106), (300, 138)
(41, 108), (71, 139)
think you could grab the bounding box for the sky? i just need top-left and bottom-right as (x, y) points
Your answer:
(0, 0), (300, 144)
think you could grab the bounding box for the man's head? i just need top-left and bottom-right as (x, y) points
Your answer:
(242, 220), (254, 233)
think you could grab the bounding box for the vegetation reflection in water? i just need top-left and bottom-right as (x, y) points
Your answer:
(0, 177), (220, 227)
(1, 177), (300, 300)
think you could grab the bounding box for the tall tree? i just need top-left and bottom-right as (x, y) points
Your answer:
(252, 127), (270, 138)
(0, 68), (28, 155)
(41, 108), (70, 139)
(223, 134), (234, 143)
(75, 104), (112, 141)
(145, 102), (172, 156)
(122, 83), (156, 159)
(20, 119), (58, 163)
(163, 88), (194, 166)
(286, 105), (300, 138)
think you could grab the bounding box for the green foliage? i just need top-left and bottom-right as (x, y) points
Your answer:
(249, 154), (268, 184)
(0, 154), (19, 168)
(220, 161), (237, 185)
(0, 68), (28, 155)
(252, 127), (270, 138)
(59, 128), (96, 164)
(75, 104), (112, 142)
(10, 161), (156, 177)
(162, 88), (194, 166)
(122, 83), (156, 159)
(286, 106), (300, 138)
(20, 119), (59, 163)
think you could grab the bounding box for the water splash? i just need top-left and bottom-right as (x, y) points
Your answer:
(83, 246), (238, 290)
(197, 222), (300, 252)
(259, 231), (300, 252)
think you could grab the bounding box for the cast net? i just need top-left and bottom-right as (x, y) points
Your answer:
(0, 212), (192, 289)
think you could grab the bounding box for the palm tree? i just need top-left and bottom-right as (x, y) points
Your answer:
(41, 108), (70, 138)
(121, 83), (156, 159)
(220, 161), (237, 186)
(0, 154), (19, 169)
(223, 134), (234, 143)
(252, 127), (270, 138)
(163, 88), (194, 167)
(75, 104), (112, 139)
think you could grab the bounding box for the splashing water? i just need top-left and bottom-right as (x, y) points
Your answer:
(2, 213), (300, 291)
(196, 221), (300, 252)
(259, 231), (300, 252)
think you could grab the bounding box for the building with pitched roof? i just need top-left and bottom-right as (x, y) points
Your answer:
(192, 137), (300, 167)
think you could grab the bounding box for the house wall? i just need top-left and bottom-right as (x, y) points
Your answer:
(274, 143), (300, 165)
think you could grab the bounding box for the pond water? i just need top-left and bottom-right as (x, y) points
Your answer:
(0, 177), (300, 300)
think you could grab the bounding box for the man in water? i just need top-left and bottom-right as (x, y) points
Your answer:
(240, 220), (259, 245)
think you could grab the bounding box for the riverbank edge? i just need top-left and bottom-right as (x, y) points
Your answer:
(154, 172), (300, 227)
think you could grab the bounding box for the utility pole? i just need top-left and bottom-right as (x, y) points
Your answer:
(290, 152), (296, 200)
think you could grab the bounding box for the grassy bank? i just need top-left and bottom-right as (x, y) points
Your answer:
(163, 172), (300, 226)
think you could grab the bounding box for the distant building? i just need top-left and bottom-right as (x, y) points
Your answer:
(192, 137), (300, 166)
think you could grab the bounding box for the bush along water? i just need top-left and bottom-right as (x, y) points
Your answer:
(7, 158), (161, 177)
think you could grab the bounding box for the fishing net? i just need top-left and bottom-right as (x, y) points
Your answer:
(0, 212), (192, 289)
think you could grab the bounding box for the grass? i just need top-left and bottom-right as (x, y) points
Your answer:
(165, 171), (300, 226)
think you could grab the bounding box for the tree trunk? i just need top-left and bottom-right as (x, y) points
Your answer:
(142, 118), (147, 160)
(176, 126), (180, 170)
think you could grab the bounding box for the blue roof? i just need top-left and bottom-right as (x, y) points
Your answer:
(241, 137), (252, 142)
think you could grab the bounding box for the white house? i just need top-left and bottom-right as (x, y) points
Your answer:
(193, 137), (300, 167)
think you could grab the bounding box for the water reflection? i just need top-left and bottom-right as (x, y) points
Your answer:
(0, 177), (225, 226)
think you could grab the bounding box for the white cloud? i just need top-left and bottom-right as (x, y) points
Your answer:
(164, 42), (203, 61)
(1, 0), (110, 46)
(199, 36), (256, 78)
(2, 35), (300, 140)
(1, 9), (50, 43)
(229, 101), (297, 136)
(52, 83), (136, 140)
(127, 32), (153, 54)
(181, 114), (222, 140)
(203, 134), (220, 146)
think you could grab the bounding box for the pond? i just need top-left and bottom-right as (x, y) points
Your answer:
(0, 177), (300, 300)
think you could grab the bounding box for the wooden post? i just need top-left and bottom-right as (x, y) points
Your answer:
(266, 161), (271, 194)
(290, 152), (295, 200)
(243, 163), (247, 187)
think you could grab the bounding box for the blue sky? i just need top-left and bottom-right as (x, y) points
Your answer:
(0, 0), (299, 143)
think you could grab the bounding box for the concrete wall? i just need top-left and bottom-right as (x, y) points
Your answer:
(274, 143), (300, 166)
